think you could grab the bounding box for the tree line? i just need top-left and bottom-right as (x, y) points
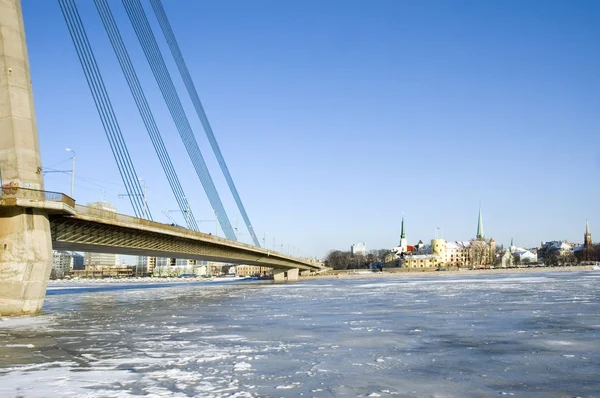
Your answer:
(325, 249), (390, 270)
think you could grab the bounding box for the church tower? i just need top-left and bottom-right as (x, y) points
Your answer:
(584, 219), (592, 248)
(400, 217), (408, 253)
(476, 206), (485, 240)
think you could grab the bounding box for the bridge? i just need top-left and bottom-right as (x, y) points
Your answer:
(0, 0), (321, 316)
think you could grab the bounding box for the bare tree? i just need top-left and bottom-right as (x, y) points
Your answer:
(470, 240), (490, 266)
(545, 250), (560, 266)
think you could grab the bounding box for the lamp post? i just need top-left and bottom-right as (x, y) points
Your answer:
(118, 178), (149, 220)
(182, 196), (190, 225)
(214, 210), (218, 236)
(198, 218), (218, 236)
(65, 148), (75, 198)
(138, 178), (148, 219)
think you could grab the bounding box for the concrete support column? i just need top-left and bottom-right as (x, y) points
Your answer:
(272, 268), (299, 283)
(0, 0), (53, 315)
(286, 268), (299, 281)
(273, 269), (286, 283)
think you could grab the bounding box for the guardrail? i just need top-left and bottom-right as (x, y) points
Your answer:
(0, 186), (75, 208)
(72, 204), (318, 267)
(74, 203), (242, 245)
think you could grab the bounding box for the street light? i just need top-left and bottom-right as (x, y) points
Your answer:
(198, 214), (218, 236)
(214, 210), (219, 236)
(65, 148), (75, 198)
(117, 178), (149, 220)
(138, 178), (148, 219)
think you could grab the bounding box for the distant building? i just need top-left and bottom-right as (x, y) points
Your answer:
(402, 207), (495, 269)
(136, 256), (157, 276)
(72, 252), (84, 270)
(390, 218), (416, 266)
(351, 242), (366, 256)
(403, 253), (442, 269)
(84, 201), (119, 269)
(501, 244), (514, 268)
(51, 251), (72, 279)
(442, 240), (472, 267)
(175, 258), (196, 267)
(585, 219), (592, 248)
(237, 265), (271, 277)
(574, 220), (594, 261)
(538, 240), (577, 265)
(152, 258), (199, 276)
(513, 249), (537, 264)
(399, 217), (408, 253)
(84, 252), (119, 270)
(156, 257), (170, 267)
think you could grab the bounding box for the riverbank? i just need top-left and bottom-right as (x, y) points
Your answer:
(46, 265), (597, 284)
(46, 276), (255, 284)
(300, 265), (598, 280)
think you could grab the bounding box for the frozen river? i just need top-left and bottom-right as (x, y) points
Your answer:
(1, 271), (599, 397)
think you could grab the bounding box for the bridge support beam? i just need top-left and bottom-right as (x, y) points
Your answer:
(0, 0), (53, 315)
(273, 268), (299, 283)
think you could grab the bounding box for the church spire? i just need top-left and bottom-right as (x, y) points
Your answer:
(476, 205), (484, 240)
(586, 219), (590, 235)
(584, 219), (592, 247)
(401, 217), (406, 239)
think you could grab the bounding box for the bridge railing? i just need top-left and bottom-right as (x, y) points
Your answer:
(74, 204), (232, 243)
(73, 204), (291, 253)
(0, 186), (75, 208)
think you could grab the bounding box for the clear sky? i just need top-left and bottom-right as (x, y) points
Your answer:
(21, 0), (600, 258)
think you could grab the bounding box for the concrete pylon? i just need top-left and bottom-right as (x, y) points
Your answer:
(0, 0), (53, 315)
(273, 268), (299, 283)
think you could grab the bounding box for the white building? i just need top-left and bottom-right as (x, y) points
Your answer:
(152, 258), (199, 277)
(84, 252), (119, 269)
(51, 251), (73, 279)
(351, 242), (366, 256)
(513, 248), (537, 264)
(136, 256), (157, 276)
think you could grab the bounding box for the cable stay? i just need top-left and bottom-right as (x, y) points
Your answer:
(149, 0), (261, 247)
(93, 0), (198, 231)
(58, 0), (150, 220)
(121, 0), (236, 240)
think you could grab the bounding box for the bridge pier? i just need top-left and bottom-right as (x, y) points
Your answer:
(273, 268), (299, 283)
(0, 0), (53, 315)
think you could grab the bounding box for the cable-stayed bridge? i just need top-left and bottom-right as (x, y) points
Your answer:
(0, 0), (321, 316)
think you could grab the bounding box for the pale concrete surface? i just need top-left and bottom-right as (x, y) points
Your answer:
(0, 0), (53, 315)
(273, 270), (285, 283)
(51, 205), (320, 271)
(272, 268), (300, 283)
(286, 268), (299, 281)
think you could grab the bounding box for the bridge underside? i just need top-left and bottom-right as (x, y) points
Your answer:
(50, 214), (315, 271)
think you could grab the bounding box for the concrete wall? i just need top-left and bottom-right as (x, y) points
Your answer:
(0, 0), (53, 315)
(273, 268), (299, 283)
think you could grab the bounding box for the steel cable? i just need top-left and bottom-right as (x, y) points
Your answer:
(94, 0), (198, 230)
(58, 0), (149, 219)
(149, 0), (261, 247)
(121, 0), (236, 240)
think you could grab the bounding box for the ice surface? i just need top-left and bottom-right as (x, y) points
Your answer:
(0, 271), (599, 397)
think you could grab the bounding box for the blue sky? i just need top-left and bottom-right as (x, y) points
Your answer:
(22, 0), (600, 258)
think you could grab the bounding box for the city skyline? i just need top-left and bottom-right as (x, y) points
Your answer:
(21, 0), (600, 257)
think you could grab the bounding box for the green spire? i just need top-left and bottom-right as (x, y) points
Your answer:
(401, 217), (406, 239)
(510, 237), (513, 247)
(476, 205), (484, 239)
